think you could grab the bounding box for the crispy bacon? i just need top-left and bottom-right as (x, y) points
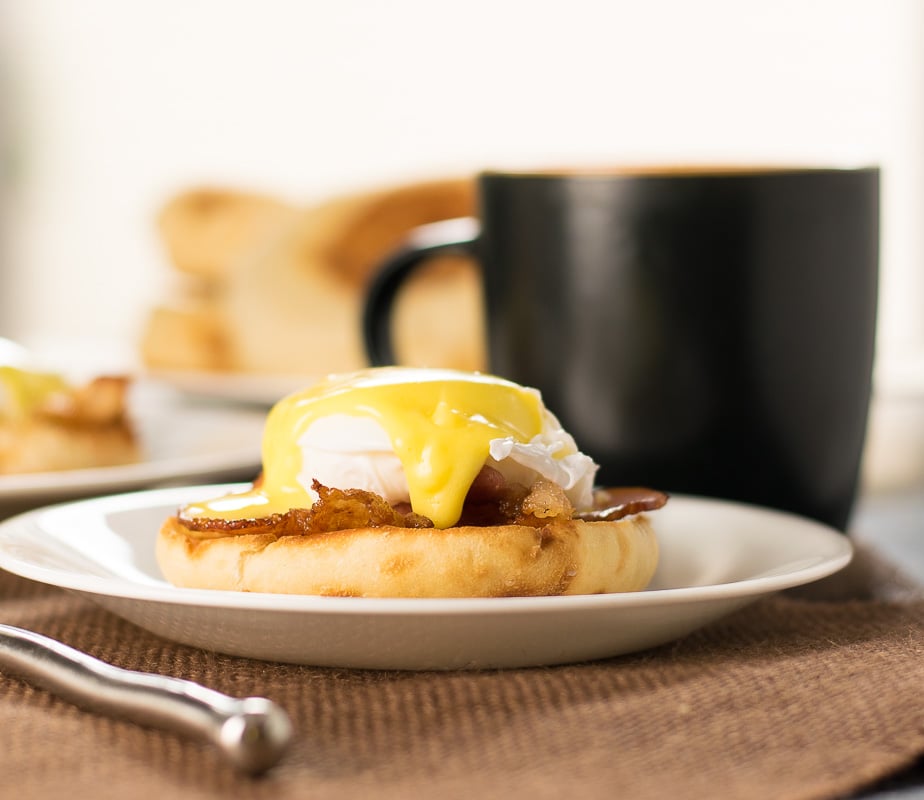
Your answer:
(179, 480), (434, 539)
(455, 466), (528, 526)
(177, 469), (667, 539)
(576, 487), (670, 521)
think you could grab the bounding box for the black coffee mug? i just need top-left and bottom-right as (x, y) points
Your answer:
(362, 167), (880, 531)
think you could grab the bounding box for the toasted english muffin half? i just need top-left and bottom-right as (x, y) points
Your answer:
(156, 512), (658, 598)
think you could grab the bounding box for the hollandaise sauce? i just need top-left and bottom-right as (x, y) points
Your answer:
(184, 368), (546, 529)
(0, 366), (69, 419)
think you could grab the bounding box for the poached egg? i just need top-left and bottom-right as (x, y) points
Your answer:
(186, 367), (598, 529)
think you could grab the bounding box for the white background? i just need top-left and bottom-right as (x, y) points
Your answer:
(0, 0), (922, 377)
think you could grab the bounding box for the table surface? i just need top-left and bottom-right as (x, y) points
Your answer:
(850, 482), (924, 799)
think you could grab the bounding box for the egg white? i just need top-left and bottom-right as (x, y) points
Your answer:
(296, 411), (598, 511)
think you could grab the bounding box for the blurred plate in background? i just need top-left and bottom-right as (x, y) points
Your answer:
(146, 369), (317, 406)
(0, 404), (264, 516)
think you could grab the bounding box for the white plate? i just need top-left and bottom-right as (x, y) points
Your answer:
(147, 369), (318, 406)
(0, 486), (852, 670)
(0, 410), (264, 513)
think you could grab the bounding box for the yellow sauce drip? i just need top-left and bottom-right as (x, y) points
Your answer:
(0, 366), (69, 420)
(184, 368), (545, 529)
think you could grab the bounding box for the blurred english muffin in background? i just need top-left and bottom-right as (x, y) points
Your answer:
(157, 188), (298, 281)
(140, 178), (486, 378)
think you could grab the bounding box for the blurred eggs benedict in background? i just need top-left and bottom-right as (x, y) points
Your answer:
(0, 365), (138, 475)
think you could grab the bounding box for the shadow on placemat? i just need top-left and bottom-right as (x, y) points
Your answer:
(788, 540), (924, 603)
(0, 545), (922, 800)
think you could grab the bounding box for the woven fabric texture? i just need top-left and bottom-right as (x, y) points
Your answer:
(0, 548), (922, 800)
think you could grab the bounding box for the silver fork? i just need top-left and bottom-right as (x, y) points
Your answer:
(0, 623), (292, 775)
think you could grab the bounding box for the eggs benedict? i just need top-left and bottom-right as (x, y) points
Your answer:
(156, 367), (664, 597)
(0, 366), (138, 475)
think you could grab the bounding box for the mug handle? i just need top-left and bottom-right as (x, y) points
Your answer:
(362, 217), (481, 366)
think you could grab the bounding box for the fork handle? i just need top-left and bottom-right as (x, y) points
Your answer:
(0, 623), (292, 775)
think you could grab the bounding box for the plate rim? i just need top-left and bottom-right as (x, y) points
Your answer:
(145, 368), (319, 406)
(0, 485), (854, 615)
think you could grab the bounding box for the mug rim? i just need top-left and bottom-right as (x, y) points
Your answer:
(480, 164), (880, 179)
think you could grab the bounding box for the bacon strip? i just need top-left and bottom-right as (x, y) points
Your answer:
(178, 471), (667, 539)
(575, 487), (670, 522)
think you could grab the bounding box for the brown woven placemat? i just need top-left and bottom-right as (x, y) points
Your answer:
(0, 546), (922, 800)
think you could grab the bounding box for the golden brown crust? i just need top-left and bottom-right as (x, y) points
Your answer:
(157, 188), (298, 279)
(155, 512), (659, 598)
(140, 302), (233, 372)
(287, 178), (476, 286)
(0, 421), (138, 474)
